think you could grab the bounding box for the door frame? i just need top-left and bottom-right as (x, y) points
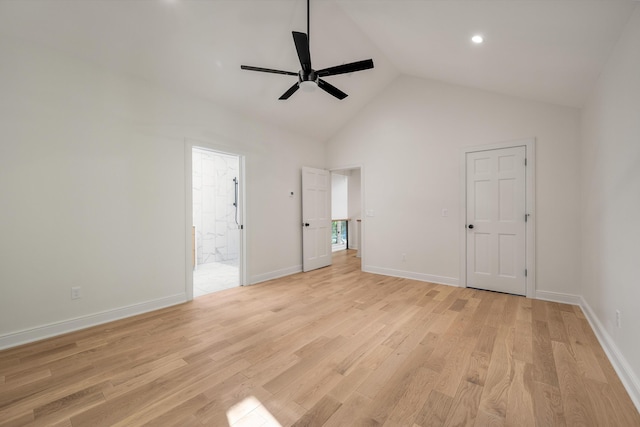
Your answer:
(184, 138), (247, 301)
(459, 138), (535, 298)
(330, 164), (365, 267)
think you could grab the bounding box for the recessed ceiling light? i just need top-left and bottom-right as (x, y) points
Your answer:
(471, 35), (484, 44)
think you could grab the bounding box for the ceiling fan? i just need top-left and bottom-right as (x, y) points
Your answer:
(240, 0), (374, 100)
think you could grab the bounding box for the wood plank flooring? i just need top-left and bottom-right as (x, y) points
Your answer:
(1, 250), (638, 426)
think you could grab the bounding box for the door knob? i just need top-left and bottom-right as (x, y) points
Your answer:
(468, 224), (474, 229)
(304, 223), (310, 227)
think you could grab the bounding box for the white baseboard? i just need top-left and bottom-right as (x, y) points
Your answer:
(0, 293), (187, 351)
(535, 290), (582, 306)
(363, 265), (460, 287)
(579, 297), (640, 413)
(250, 265), (302, 285)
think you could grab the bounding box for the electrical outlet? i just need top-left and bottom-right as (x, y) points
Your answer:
(441, 208), (448, 217)
(615, 310), (621, 328)
(402, 253), (406, 262)
(71, 286), (81, 300)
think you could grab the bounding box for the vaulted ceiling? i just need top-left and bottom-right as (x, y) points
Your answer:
(0, 0), (636, 141)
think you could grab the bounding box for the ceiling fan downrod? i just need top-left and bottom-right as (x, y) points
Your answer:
(307, 0), (310, 47)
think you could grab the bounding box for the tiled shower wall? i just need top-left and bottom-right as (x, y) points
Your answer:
(193, 148), (240, 265)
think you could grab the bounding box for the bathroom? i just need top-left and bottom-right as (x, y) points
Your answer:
(192, 147), (241, 297)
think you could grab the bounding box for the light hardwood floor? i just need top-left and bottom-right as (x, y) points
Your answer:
(1, 250), (639, 426)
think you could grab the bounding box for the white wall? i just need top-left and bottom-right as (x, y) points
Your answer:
(327, 75), (581, 294)
(0, 35), (323, 346)
(580, 7), (640, 406)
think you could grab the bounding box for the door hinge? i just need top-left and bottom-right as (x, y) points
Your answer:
(525, 269), (528, 277)
(525, 213), (530, 222)
(525, 158), (527, 166)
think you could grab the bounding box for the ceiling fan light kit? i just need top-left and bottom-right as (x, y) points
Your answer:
(299, 80), (317, 92)
(240, 0), (374, 100)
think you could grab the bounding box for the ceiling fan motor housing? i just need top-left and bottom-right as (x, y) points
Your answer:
(299, 69), (318, 84)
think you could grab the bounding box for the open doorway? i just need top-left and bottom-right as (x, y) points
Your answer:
(191, 147), (242, 297)
(331, 167), (362, 260)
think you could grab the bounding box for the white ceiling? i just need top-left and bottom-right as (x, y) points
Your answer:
(0, 0), (636, 141)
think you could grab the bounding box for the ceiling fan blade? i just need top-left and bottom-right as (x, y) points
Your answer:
(279, 82), (300, 100)
(292, 31), (312, 72)
(240, 65), (297, 76)
(316, 59), (374, 77)
(317, 79), (348, 100)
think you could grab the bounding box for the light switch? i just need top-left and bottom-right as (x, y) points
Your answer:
(441, 208), (448, 217)
(366, 209), (375, 217)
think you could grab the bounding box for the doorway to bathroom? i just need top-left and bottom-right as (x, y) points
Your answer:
(191, 147), (243, 297)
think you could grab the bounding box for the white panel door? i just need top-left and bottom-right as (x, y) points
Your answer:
(466, 146), (526, 295)
(302, 167), (332, 272)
